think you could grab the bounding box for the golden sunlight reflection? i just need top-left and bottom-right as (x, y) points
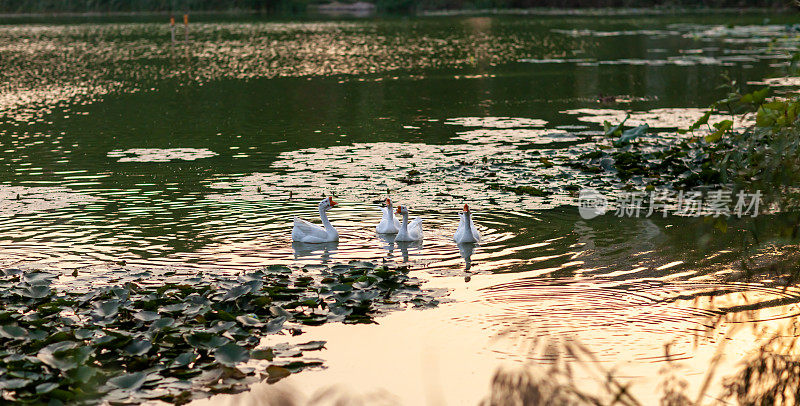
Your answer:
(196, 265), (800, 405)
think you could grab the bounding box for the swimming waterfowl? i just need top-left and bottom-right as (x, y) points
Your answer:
(395, 205), (423, 242)
(291, 197), (339, 243)
(376, 198), (402, 234)
(454, 204), (481, 243)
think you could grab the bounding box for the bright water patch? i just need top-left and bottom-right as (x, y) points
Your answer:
(563, 107), (755, 129)
(0, 185), (100, 216)
(472, 276), (800, 363)
(454, 128), (583, 145)
(444, 117), (548, 128)
(206, 141), (586, 211)
(108, 148), (218, 162)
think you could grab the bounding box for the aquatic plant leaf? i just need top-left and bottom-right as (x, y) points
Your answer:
(0, 378), (31, 389)
(23, 272), (54, 286)
(296, 341), (326, 351)
(265, 265), (291, 273)
(74, 328), (95, 340)
(250, 348), (274, 361)
(269, 306), (291, 319)
(614, 124), (649, 146)
(208, 321), (236, 333)
(185, 333), (229, 349)
(93, 300), (120, 318)
(265, 317), (286, 334)
(603, 114), (629, 137)
(706, 120), (733, 142)
(214, 343), (249, 367)
(297, 314), (327, 326)
(756, 106), (781, 127)
(169, 352), (197, 368)
(65, 365), (99, 383)
(353, 290), (380, 302)
(35, 382), (59, 394)
(221, 285), (251, 302)
(159, 303), (188, 313)
(680, 110), (712, 134)
(236, 315), (263, 327)
(133, 311), (160, 322)
(265, 365), (291, 384)
(149, 317), (175, 330)
(108, 372), (147, 391)
(36, 342), (87, 371)
(0, 325), (28, 340)
(739, 87), (769, 105)
(330, 283), (353, 292)
(124, 340), (152, 356)
(18, 285), (51, 299)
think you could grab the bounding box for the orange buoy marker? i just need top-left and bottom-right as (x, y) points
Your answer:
(170, 16), (176, 43)
(183, 14), (189, 42)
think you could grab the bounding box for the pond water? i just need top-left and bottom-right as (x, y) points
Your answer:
(2, 10), (800, 403)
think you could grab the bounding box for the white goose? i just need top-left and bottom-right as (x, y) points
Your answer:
(454, 204), (481, 243)
(292, 197), (339, 243)
(395, 205), (423, 241)
(376, 198), (401, 234)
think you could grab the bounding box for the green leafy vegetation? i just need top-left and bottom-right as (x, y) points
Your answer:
(575, 76), (800, 211)
(0, 262), (441, 404)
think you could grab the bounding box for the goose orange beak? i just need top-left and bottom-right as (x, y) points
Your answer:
(463, 204), (469, 212)
(328, 196), (337, 207)
(385, 198), (391, 206)
(396, 205), (402, 214)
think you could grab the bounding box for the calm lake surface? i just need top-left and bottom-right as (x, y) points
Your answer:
(2, 11), (800, 403)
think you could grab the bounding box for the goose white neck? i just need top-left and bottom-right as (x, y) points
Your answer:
(463, 212), (475, 239)
(400, 211), (409, 232)
(319, 207), (334, 230)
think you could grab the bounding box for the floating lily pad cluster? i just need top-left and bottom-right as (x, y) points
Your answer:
(569, 139), (722, 189)
(0, 262), (441, 404)
(571, 85), (800, 202)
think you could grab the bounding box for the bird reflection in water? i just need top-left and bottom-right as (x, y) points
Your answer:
(292, 241), (339, 263)
(458, 242), (477, 282)
(457, 242), (476, 271)
(376, 233), (422, 263)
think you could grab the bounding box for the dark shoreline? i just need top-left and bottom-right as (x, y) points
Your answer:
(0, 6), (794, 21)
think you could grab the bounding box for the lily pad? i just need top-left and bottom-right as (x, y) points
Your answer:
(124, 340), (152, 356)
(169, 352), (197, 369)
(133, 311), (160, 322)
(214, 343), (249, 367)
(108, 372), (148, 391)
(0, 325), (28, 340)
(250, 348), (274, 361)
(265, 365), (292, 384)
(93, 300), (121, 318)
(297, 341), (327, 351)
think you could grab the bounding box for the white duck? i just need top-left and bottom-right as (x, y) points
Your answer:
(292, 197), (339, 243)
(376, 198), (401, 234)
(395, 205), (423, 241)
(454, 204), (481, 243)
